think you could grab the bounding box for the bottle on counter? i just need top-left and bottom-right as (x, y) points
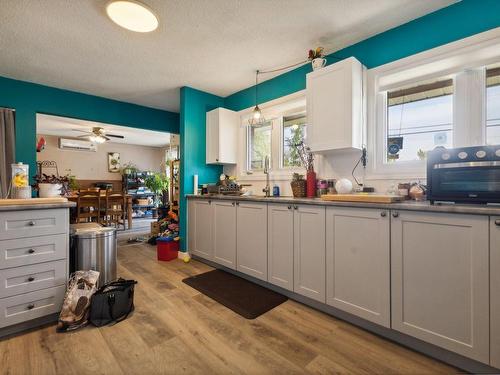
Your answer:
(273, 185), (280, 197)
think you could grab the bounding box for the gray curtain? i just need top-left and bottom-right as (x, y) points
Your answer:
(0, 109), (16, 198)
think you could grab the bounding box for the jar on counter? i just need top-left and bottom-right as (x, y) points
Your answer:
(327, 179), (337, 194)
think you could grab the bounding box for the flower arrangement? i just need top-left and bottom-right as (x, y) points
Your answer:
(288, 140), (314, 172)
(308, 47), (324, 60)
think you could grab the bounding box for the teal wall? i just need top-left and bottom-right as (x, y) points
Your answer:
(0, 76), (179, 182)
(225, 0), (500, 111)
(179, 87), (225, 250)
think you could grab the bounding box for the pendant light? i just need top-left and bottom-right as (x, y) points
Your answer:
(248, 70), (266, 127)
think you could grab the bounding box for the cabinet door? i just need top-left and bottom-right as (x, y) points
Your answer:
(268, 203), (294, 291)
(491, 216), (500, 368)
(213, 201), (237, 269)
(206, 109), (219, 164)
(326, 207), (390, 327)
(293, 205), (326, 302)
(391, 211), (489, 363)
(236, 202), (267, 281)
(192, 200), (214, 260)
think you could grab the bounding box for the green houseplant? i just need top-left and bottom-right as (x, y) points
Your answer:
(145, 172), (169, 207)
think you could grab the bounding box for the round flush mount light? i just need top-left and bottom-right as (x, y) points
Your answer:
(106, 0), (159, 33)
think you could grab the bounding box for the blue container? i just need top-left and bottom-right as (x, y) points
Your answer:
(273, 185), (280, 197)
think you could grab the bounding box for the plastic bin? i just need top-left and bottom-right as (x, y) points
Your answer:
(157, 238), (179, 261)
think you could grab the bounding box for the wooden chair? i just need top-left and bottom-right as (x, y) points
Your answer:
(102, 191), (126, 229)
(76, 190), (101, 224)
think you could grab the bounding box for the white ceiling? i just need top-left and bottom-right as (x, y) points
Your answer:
(36, 114), (171, 147)
(1, 0), (456, 112)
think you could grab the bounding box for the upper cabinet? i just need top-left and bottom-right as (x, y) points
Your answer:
(306, 57), (364, 153)
(206, 108), (239, 164)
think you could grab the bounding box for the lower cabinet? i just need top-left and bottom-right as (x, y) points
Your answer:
(268, 203), (294, 291)
(391, 211), (489, 363)
(213, 201), (237, 269)
(325, 207), (390, 327)
(491, 216), (500, 368)
(189, 199), (214, 260)
(293, 205), (326, 303)
(236, 202), (268, 281)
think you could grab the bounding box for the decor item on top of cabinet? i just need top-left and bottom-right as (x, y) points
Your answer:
(335, 178), (353, 194)
(306, 57), (364, 153)
(308, 47), (326, 71)
(290, 173), (306, 198)
(108, 152), (121, 173)
(206, 108), (238, 164)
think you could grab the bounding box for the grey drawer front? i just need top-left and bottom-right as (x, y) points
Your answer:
(0, 234), (67, 269)
(0, 260), (67, 298)
(0, 209), (67, 240)
(0, 285), (65, 328)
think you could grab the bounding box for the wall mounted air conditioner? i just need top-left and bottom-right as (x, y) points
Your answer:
(58, 138), (97, 152)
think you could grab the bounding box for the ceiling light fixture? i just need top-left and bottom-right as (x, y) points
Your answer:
(248, 70), (266, 127)
(106, 0), (159, 33)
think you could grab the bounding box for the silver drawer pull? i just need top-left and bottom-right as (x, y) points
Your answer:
(27, 304), (35, 310)
(28, 249), (35, 254)
(495, 219), (500, 226)
(28, 221), (36, 226)
(27, 276), (35, 282)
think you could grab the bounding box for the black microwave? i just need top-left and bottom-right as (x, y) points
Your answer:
(427, 145), (500, 204)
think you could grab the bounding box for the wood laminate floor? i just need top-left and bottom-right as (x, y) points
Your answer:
(0, 242), (460, 375)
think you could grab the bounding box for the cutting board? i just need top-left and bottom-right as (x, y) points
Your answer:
(0, 197), (68, 206)
(321, 193), (403, 203)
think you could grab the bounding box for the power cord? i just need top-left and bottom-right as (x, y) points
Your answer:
(352, 147), (368, 188)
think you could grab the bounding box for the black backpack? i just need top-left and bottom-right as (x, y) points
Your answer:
(89, 278), (137, 327)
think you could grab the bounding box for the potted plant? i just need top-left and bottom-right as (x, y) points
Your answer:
(308, 47), (326, 70)
(145, 172), (170, 216)
(32, 174), (71, 197)
(121, 162), (138, 175)
(290, 173), (306, 198)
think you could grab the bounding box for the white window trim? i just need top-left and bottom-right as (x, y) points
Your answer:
(235, 91), (307, 181)
(366, 26), (500, 180)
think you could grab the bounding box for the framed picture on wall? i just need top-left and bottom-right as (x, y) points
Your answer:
(108, 152), (121, 172)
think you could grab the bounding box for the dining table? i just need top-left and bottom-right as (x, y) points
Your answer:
(67, 192), (133, 229)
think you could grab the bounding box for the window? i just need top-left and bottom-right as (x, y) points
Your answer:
(247, 121), (272, 170)
(487, 67), (500, 145)
(386, 78), (453, 163)
(282, 114), (306, 167)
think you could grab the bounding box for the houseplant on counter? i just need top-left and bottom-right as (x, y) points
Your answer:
(289, 140), (316, 198)
(290, 173), (306, 198)
(32, 174), (71, 197)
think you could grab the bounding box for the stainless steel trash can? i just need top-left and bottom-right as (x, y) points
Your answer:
(71, 224), (117, 286)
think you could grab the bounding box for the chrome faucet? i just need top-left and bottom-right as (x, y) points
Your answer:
(262, 155), (271, 197)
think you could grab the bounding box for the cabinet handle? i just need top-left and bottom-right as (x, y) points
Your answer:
(231, 202), (235, 206)
(27, 304), (35, 310)
(27, 276), (35, 282)
(208, 200), (211, 204)
(28, 249), (35, 254)
(293, 205), (298, 210)
(380, 211), (387, 217)
(495, 219), (500, 226)
(392, 211), (399, 218)
(287, 205), (292, 210)
(236, 202), (240, 206)
(28, 221), (36, 226)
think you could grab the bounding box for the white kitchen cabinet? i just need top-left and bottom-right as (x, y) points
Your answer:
(326, 207), (390, 327)
(306, 57), (364, 153)
(491, 216), (500, 369)
(293, 205), (326, 302)
(206, 108), (239, 164)
(190, 199), (214, 260)
(267, 203), (294, 291)
(236, 201), (268, 281)
(213, 200), (237, 269)
(391, 211), (489, 363)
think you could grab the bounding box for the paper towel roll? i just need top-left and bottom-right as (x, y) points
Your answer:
(193, 174), (198, 195)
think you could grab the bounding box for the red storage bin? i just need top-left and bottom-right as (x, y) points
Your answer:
(157, 239), (179, 261)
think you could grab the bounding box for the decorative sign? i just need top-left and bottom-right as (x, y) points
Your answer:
(108, 152), (121, 173)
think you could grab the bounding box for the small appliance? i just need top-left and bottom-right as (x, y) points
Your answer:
(427, 145), (500, 204)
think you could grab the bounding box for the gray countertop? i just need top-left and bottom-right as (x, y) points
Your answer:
(0, 202), (76, 212)
(186, 194), (500, 216)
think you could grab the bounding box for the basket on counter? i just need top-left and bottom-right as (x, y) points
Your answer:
(291, 179), (306, 198)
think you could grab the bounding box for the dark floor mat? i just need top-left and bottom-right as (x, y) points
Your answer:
(183, 269), (288, 319)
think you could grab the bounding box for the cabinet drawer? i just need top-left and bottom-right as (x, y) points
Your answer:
(0, 260), (67, 298)
(0, 285), (65, 328)
(0, 234), (68, 269)
(0, 209), (68, 240)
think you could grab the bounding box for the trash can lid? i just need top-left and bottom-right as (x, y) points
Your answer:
(71, 225), (116, 238)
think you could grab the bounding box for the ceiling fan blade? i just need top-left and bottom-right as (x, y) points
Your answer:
(103, 135), (111, 141)
(77, 134), (91, 138)
(107, 134), (125, 139)
(72, 129), (91, 134)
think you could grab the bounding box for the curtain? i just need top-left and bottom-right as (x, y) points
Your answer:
(0, 108), (16, 198)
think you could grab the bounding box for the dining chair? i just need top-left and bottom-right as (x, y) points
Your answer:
(103, 190), (126, 229)
(76, 190), (101, 224)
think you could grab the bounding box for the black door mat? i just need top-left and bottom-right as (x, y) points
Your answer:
(183, 269), (288, 319)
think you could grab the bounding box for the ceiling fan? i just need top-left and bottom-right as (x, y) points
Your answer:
(72, 127), (124, 144)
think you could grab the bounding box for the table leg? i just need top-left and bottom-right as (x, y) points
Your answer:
(127, 196), (133, 229)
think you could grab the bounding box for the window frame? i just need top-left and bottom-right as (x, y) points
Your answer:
(367, 28), (500, 180)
